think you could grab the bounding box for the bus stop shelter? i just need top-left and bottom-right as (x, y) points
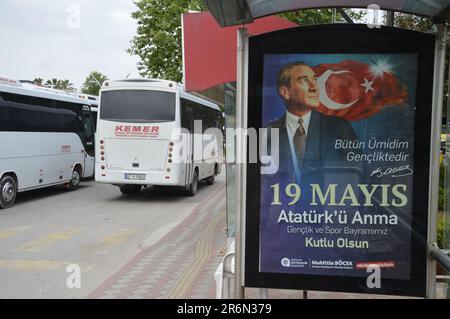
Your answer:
(201, 0), (450, 298)
(204, 1), (450, 27)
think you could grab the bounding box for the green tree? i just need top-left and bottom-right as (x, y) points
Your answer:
(45, 78), (59, 89)
(44, 78), (74, 91)
(280, 8), (364, 25)
(129, 0), (205, 83)
(33, 78), (44, 86)
(81, 71), (108, 96)
(59, 79), (75, 91)
(393, 13), (434, 32)
(129, 4), (364, 83)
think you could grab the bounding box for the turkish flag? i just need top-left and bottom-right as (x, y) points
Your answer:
(312, 60), (408, 121)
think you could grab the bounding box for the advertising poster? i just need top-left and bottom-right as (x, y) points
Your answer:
(260, 54), (417, 279)
(245, 24), (435, 296)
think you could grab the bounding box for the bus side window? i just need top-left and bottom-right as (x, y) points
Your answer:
(82, 111), (95, 156)
(83, 112), (94, 140)
(181, 99), (194, 133)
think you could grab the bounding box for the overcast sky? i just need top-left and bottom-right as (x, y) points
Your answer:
(0, 0), (140, 89)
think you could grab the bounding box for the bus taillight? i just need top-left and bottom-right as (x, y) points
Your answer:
(100, 147), (105, 160)
(167, 142), (174, 162)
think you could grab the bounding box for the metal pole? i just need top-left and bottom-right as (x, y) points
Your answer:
(258, 288), (268, 298)
(427, 24), (447, 299)
(429, 244), (450, 272)
(234, 27), (248, 299)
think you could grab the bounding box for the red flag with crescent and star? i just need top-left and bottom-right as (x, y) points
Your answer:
(312, 60), (408, 121)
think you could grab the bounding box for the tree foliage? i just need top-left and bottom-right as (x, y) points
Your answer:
(393, 13), (434, 32)
(129, 4), (365, 83)
(280, 8), (364, 25)
(81, 71), (109, 96)
(129, 0), (205, 83)
(33, 78), (44, 86)
(44, 78), (75, 91)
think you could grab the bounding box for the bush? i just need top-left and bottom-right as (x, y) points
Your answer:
(439, 164), (445, 211)
(437, 213), (450, 249)
(439, 186), (445, 211)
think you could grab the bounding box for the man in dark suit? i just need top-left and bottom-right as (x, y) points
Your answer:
(259, 62), (364, 273)
(264, 61), (361, 185)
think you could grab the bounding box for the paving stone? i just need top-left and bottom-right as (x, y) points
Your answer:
(89, 191), (231, 299)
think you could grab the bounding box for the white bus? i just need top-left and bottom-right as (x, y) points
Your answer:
(0, 77), (95, 209)
(95, 79), (223, 196)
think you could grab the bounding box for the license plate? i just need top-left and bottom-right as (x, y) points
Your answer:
(125, 173), (146, 181)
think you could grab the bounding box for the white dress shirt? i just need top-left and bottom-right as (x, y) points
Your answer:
(285, 110), (311, 182)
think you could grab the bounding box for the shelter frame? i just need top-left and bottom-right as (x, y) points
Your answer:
(233, 19), (448, 299)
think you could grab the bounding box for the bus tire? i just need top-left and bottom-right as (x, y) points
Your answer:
(0, 175), (17, 209)
(68, 166), (81, 190)
(186, 170), (198, 196)
(214, 163), (219, 175)
(120, 185), (142, 195)
(205, 175), (215, 185)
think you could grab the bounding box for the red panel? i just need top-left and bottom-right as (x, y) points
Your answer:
(183, 12), (297, 92)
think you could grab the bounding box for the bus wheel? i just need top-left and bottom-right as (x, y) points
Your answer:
(205, 175), (215, 185)
(119, 185), (142, 195)
(0, 175), (17, 209)
(186, 170), (198, 196)
(68, 167), (81, 190)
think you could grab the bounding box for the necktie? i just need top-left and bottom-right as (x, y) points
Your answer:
(293, 118), (306, 164)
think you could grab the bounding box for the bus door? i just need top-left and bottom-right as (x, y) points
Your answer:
(182, 106), (194, 187)
(82, 107), (95, 178)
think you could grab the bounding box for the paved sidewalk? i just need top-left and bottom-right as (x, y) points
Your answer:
(88, 185), (227, 299)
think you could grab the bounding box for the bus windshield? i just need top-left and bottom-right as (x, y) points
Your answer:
(100, 90), (175, 123)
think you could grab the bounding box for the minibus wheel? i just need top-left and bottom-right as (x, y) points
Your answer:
(186, 170), (198, 196)
(205, 175), (215, 185)
(0, 175), (17, 209)
(68, 166), (81, 190)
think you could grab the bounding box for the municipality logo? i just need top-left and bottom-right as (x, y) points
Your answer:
(281, 258), (291, 267)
